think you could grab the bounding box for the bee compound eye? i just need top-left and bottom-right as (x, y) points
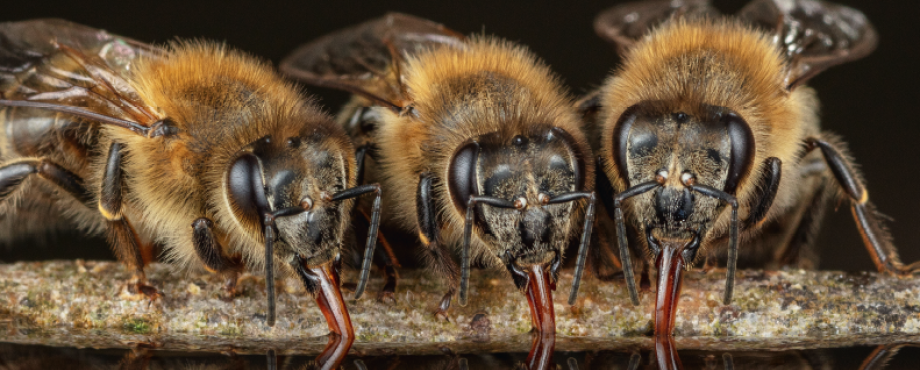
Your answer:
(724, 112), (755, 194)
(448, 141), (480, 212)
(226, 153), (270, 228)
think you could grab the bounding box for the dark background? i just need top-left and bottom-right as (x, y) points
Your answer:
(1, 0), (918, 272)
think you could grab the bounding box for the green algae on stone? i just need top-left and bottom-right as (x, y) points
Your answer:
(122, 317), (153, 334)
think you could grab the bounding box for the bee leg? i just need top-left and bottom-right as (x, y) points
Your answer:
(355, 144), (369, 185)
(589, 221), (624, 281)
(351, 145), (400, 302)
(701, 255), (718, 273)
(353, 208), (400, 304)
(806, 136), (919, 276)
(639, 262), (653, 292)
(191, 217), (244, 298)
(591, 165), (626, 281)
(772, 175), (829, 269)
(417, 172), (459, 321)
(374, 231), (400, 304)
(0, 159), (91, 204)
(93, 142), (160, 300)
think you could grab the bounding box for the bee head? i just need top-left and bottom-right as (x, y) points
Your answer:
(611, 102), (754, 256)
(224, 130), (352, 267)
(447, 125), (589, 271)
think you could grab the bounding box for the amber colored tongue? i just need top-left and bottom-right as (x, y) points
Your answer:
(654, 243), (685, 337)
(524, 264), (556, 334)
(309, 263), (354, 370)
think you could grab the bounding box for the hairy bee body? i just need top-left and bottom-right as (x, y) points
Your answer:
(375, 38), (590, 265)
(587, 0), (917, 336)
(1, 41), (352, 272)
(598, 19), (823, 263)
(0, 21), (383, 346)
(282, 14), (597, 332)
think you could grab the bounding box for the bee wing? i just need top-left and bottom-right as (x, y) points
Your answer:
(0, 19), (163, 128)
(594, 0), (719, 54)
(280, 12), (466, 109)
(738, 0), (877, 90)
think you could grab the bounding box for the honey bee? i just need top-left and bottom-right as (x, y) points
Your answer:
(0, 19), (384, 340)
(281, 13), (597, 333)
(582, 0), (920, 336)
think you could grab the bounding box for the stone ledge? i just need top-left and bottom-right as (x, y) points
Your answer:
(1, 261), (918, 354)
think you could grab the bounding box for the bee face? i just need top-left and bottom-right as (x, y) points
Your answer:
(614, 103), (754, 244)
(448, 126), (585, 267)
(225, 129), (352, 267)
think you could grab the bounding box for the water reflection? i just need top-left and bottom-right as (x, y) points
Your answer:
(0, 342), (918, 369)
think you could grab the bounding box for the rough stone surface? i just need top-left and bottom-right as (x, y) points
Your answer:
(0, 260), (918, 354)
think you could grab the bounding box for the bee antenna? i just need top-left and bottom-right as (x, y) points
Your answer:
(330, 184), (382, 299)
(460, 195), (516, 306)
(613, 181), (661, 306)
(686, 184), (739, 305)
(263, 214), (277, 327)
(544, 191), (598, 305)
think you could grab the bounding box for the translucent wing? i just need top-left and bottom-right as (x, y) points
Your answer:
(738, 0), (877, 89)
(0, 19), (163, 132)
(594, 0), (719, 55)
(280, 13), (466, 109)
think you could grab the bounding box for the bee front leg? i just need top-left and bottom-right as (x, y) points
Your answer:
(351, 207), (400, 303)
(191, 217), (244, 298)
(806, 136), (920, 276)
(98, 142), (160, 300)
(0, 153), (156, 298)
(417, 172), (459, 321)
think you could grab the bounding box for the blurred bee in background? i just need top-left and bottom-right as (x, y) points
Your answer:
(0, 19), (383, 342)
(580, 0), (919, 336)
(282, 13), (597, 334)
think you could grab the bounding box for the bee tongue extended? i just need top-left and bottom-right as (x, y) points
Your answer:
(524, 264), (556, 334)
(306, 262), (354, 368)
(305, 262), (355, 339)
(654, 240), (686, 336)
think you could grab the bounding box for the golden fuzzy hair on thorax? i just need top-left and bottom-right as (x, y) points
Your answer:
(403, 36), (574, 120)
(603, 18), (788, 118)
(129, 40), (318, 129)
(391, 35), (585, 172)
